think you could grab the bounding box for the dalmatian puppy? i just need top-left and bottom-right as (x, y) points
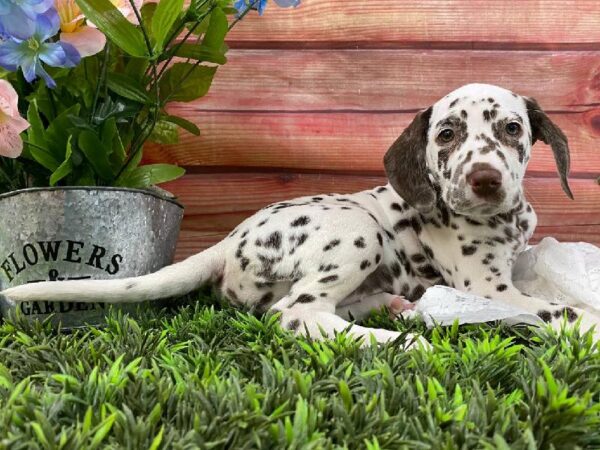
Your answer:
(3, 83), (598, 347)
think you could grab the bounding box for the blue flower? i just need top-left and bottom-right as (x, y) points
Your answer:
(0, 0), (54, 40)
(234, 0), (299, 16)
(0, 9), (80, 88)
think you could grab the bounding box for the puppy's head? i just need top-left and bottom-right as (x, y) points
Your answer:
(384, 83), (573, 217)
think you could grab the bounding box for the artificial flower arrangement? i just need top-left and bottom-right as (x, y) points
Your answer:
(0, 0), (299, 193)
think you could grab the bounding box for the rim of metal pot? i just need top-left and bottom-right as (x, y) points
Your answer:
(0, 186), (184, 209)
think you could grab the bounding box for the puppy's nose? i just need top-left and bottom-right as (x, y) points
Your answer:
(466, 167), (502, 198)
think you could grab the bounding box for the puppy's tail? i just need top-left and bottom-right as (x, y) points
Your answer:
(0, 242), (226, 304)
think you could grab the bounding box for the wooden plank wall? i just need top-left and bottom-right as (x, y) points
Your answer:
(147, 1), (600, 261)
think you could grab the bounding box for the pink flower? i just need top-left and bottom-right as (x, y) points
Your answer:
(56, 0), (106, 57)
(0, 80), (30, 158)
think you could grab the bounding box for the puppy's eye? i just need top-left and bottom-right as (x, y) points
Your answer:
(439, 129), (455, 143)
(505, 122), (521, 136)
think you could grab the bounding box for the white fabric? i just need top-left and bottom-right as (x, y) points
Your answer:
(416, 237), (600, 326)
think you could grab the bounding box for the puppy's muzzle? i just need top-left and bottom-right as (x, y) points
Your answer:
(467, 163), (502, 200)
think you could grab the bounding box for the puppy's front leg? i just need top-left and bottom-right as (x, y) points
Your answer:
(461, 274), (600, 339)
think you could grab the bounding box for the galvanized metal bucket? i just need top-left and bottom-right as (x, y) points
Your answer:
(0, 187), (184, 328)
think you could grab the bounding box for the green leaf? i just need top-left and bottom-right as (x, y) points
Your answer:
(114, 145), (144, 186)
(76, 0), (147, 57)
(169, 43), (227, 65)
(25, 101), (47, 149)
(49, 136), (74, 186)
(119, 163), (185, 188)
(151, 0), (184, 51)
(148, 120), (179, 144)
(202, 7), (228, 51)
(159, 63), (216, 103)
(106, 73), (150, 104)
(149, 426), (164, 450)
(78, 130), (116, 182)
(101, 118), (127, 171)
(163, 114), (200, 136)
(44, 104), (80, 160)
(125, 57), (149, 80)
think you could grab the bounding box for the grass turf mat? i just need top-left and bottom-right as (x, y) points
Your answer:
(1, 289), (600, 449)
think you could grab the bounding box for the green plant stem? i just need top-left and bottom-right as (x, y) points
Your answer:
(113, 0), (161, 183)
(228, 0), (260, 30)
(90, 43), (111, 123)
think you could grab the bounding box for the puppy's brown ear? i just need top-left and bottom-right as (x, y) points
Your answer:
(525, 97), (574, 199)
(383, 107), (436, 213)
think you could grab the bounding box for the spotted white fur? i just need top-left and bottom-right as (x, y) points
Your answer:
(3, 84), (599, 346)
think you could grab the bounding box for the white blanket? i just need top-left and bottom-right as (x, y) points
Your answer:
(416, 237), (600, 327)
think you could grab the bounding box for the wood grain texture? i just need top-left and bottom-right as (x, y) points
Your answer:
(162, 173), (600, 261)
(170, 50), (600, 112)
(225, 0), (600, 49)
(145, 110), (600, 175)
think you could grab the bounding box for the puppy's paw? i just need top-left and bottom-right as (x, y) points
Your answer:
(386, 295), (419, 321)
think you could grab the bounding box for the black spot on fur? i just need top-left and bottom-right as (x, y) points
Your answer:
(318, 264), (339, 272)
(393, 219), (411, 232)
(496, 284), (508, 292)
(257, 219), (268, 227)
(241, 230), (249, 238)
(391, 262), (401, 277)
(291, 216), (310, 227)
(226, 289), (238, 301)
(423, 245), (434, 259)
(323, 239), (341, 251)
(255, 281), (274, 289)
(258, 292), (274, 308)
(391, 202), (403, 212)
(411, 254), (426, 264)
(464, 279), (470, 287)
(410, 217), (423, 234)
(376, 187), (387, 193)
(460, 110), (467, 119)
(319, 275), (339, 283)
(264, 231), (282, 249)
(360, 260), (371, 270)
(320, 293), (328, 297)
(409, 285), (426, 301)
(461, 245), (477, 256)
(296, 294), (316, 304)
(354, 237), (366, 248)
(384, 229), (394, 240)
(538, 310), (552, 323)
(449, 98), (459, 107)
(296, 233), (308, 247)
(375, 254), (381, 264)
(240, 257), (250, 271)
(287, 319), (301, 331)
(418, 265), (440, 279)
(125, 282), (136, 290)
(376, 233), (383, 246)
(553, 307), (578, 322)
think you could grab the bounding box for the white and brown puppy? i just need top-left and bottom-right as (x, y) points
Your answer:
(3, 83), (597, 346)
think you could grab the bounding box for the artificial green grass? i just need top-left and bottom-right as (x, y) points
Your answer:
(1, 289), (600, 449)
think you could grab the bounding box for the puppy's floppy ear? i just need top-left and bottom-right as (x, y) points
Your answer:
(383, 107), (436, 213)
(525, 97), (574, 199)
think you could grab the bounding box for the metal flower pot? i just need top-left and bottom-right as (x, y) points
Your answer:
(0, 187), (183, 328)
